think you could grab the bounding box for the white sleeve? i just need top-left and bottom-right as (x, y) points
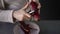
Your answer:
(0, 10), (14, 23)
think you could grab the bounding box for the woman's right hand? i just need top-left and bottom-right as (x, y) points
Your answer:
(13, 1), (32, 21)
(13, 9), (31, 21)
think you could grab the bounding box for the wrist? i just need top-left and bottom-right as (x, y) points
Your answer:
(12, 11), (17, 22)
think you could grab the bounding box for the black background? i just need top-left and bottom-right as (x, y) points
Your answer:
(39, 0), (60, 20)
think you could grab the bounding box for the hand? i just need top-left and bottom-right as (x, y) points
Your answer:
(13, 2), (32, 21)
(13, 9), (31, 21)
(37, 3), (41, 9)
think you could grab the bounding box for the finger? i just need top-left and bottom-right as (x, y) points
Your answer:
(24, 13), (31, 18)
(37, 3), (41, 9)
(21, 3), (29, 10)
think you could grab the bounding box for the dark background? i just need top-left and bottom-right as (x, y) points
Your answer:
(39, 0), (60, 20)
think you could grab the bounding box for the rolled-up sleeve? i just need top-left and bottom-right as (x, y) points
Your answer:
(0, 10), (14, 23)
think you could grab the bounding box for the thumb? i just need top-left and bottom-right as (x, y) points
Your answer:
(24, 13), (31, 18)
